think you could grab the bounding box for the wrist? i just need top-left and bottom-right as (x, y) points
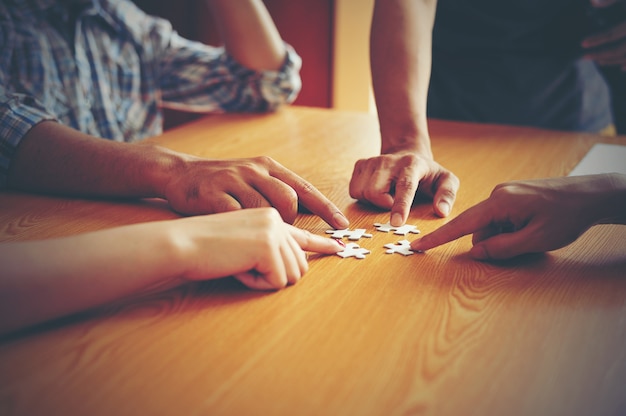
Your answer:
(140, 144), (189, 199)
(143, 220), (193, 283)
(381, 134), (433, 159)
(379, 117), (433, 158)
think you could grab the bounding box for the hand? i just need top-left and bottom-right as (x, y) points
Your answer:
(349, 150), (460, 226)
(163, 155), (349, 229)
(582, 3), (626, 69)
(411, 175), (621, 260)
(173, 208), (345, 290)
(0, 207), (345, 334)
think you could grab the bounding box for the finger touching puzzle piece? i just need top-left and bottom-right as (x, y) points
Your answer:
(373, 222), (421, 236)
(336, 243), (371, 259)
(383, 240), (415, 256)
(326, 228), (373, 241)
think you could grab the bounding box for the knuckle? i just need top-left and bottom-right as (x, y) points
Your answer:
(282, 185), (298, 203)
(395, 175), (417, 192)
(212, 198), (239, 213)
(398, 152), (419, 165)
(300, 229), (314, 247)
(258, 206), (283, 224)
(236, 162), (262, 177)
(295, 179), (316, 196)
(253, 155), (276, 167)
(393, 197), (412, 212)
(363, 188), (387, 205)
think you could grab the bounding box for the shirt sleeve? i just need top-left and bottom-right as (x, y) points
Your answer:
(159, 37), (303, 113)
(0, 15), (57, 189)
(128, 4), (302, 113)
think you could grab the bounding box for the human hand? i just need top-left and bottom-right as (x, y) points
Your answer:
(163, 155), (349, 229)
(410, 175), (619, 260)
(172, 208), (344, 290)
(582, 1), (626, 69)
(349, 150), (460, 226)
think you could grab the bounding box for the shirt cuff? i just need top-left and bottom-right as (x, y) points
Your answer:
(223, 42), (303, 110)
(0, 96), (57, 188)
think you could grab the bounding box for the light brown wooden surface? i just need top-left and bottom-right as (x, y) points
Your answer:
(0, 107), (625, 416)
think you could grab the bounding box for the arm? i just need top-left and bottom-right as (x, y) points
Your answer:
(156, 0), (301, 112)
(348, 0), (459, 226)
(0, 208), (344, 336)
(7, 121), (349, 228)
(411, 173), (626, 260)
(371, 0), (435, 158)
(582, 1), (626, 70)
(206, 0), (286, 71)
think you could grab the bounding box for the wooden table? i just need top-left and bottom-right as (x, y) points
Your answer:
(0, 107), (625, 416)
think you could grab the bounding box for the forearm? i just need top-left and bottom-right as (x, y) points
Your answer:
(0, 221), (184, 335)
(371, 0), (437, 157)
(207, 0), (286, 71)
(7, 121), (184, 199)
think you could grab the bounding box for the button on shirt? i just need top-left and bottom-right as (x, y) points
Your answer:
(0, 0), (302, 187)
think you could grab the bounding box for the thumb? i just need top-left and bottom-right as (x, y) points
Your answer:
(432, 173), (460, 217)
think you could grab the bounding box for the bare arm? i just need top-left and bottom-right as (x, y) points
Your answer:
(0, 208), (344, 336)
(7, 121), (179, 198)
(7, 121), (349, 228)
(371, 0), (436, 158)
(349, 0), (459, 226)
(207, 0), (286, 70)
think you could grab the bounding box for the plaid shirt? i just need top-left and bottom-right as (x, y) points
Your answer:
(0, 0), (302, 187)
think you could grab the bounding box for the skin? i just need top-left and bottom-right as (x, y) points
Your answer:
(411, 173), (626, 260)
(582, 0), (626, 70)
(352, 0), (626, 227)
(207, 0), (286, 70)
(349, 0), (459, 227)
(0, 208), (345, 336)
(9, 122), (349, 228)
(5, 0), (350, 230)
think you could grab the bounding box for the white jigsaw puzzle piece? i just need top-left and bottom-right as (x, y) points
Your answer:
(373, 222), (421, 236)
(326, 228), (373, 241)
(336, 243), (371, 259)
(383, 240), (414, 256)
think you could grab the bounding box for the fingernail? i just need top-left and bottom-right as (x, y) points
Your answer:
(391, 213), (403, 226)
(438, 201), (450, 217)
(334, 212), (349, 228)
(410, 240), (425, 253)
(334, 238), (345, 247)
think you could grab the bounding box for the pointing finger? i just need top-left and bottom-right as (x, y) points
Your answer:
(410, 200), (494, 251)
(288, 225), (345, 254)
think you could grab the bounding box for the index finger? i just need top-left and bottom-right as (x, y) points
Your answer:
(288, 225), (345, 254)
(390, 168), (420, 227)
(410, 200), (493, 251)
(271, 165), (350, 229)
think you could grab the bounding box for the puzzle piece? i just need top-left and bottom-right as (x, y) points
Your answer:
(373, 222), (421, 236)
(383, 240), (414, 256)
(336, 243), (371, 259)
(326, 228), (373, 241)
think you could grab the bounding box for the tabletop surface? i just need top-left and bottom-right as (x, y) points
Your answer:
(0, 106), (625, 416)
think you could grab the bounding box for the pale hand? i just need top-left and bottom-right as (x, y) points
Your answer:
(172, 208), (344, 290)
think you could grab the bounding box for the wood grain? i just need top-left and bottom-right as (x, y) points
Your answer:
(0, 107), (625, 416)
